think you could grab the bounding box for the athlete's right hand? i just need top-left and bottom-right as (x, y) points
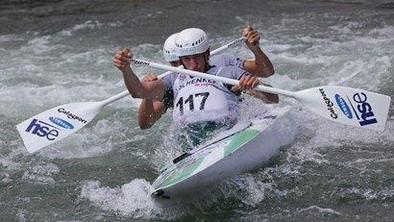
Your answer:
(113, 48), (132, 72)
(238, 74), (260, 91)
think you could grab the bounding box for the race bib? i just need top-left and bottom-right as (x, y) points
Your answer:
(172, 83), (231, 124)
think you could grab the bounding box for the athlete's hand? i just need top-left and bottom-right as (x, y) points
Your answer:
(242, 26), (261, 50)
(238, 75), (260, 91)
(113, 48), (132, 72)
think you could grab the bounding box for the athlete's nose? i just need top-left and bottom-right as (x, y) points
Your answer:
(189, 58), (199, 71)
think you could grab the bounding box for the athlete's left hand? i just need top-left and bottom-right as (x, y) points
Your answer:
(237, 75), (260, 91)
(243, 26), (261, 49)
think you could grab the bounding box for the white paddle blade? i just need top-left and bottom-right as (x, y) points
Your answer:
(16, 102), (103, 153)
(295, 86), (391, 131)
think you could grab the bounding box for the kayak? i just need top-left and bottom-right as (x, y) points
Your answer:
(151, 106), (297, 198)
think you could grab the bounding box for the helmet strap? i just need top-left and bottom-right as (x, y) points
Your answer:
(203, 49), (210, 72)
(179, 58), (186, 69)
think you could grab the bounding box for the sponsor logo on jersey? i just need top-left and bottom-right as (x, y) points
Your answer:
(185, 78), (216, 86)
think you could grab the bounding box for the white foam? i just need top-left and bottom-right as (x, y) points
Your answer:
(300, 205), (342, 216)
(329, 21), (363, 34)
(60, 20), (123, 36)
(328, 60), (364, 85)
(340, 187), (394, 201)
(22, 163), (59, 184)
(0, 172), (12, 183)
(80, 179), (182, 219)
(38, 133), (111, 159)
(227, 173), (274, 207)
(0, 34), (24, 43)
(369, 25), (394, 38)
(39, 117), (138, 159)
(19, 35), (64, 55)
(0, 148), (23, 171)
(16, 209), (28, 222)
(284, 104), (394, 166)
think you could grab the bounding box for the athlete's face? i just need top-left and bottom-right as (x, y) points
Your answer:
(179, 53), (207, 72)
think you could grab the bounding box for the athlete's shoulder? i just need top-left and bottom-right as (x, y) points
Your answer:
(206, 65), (246, 81)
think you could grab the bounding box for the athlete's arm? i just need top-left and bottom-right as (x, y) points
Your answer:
(113, 48), (166, 101)
(138, 74), (167, 129)
(138, 99), (167, 129)
(242, 26), (274, 77)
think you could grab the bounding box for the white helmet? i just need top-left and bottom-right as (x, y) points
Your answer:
(163, 33), (179, 62)
(175, 28), (209, 57)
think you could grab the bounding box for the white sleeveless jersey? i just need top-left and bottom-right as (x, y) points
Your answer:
(161, 60), (249, 126)
(172, 73), (239, 125)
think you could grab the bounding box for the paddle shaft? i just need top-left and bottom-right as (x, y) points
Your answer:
(132, 58), (296, 98)
(101, 37), (246, 106)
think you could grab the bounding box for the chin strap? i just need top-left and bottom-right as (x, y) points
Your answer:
(203, 50), (210, 71)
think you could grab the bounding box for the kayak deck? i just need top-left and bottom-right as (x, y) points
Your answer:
(152, 107), (297, 198)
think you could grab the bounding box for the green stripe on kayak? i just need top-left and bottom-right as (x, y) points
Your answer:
(158, 157), (205, 189)
(156, 128), (260, 189)
(224, 128), (260, 156)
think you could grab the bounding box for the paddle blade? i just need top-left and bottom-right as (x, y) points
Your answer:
(295, 86), (391, 131)
(16, 102), (103, 153)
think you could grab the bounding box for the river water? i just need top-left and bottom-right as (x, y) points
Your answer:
(1, 0), (393, 221)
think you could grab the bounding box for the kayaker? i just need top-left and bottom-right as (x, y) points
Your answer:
(137, 33), (181, 129)
(113, 28), (278, 149)
(138, 26), (276, 129)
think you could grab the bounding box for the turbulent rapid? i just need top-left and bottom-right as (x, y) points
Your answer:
(1, 0), (393, 221)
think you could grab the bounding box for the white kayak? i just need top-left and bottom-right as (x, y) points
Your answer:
(151, 107), (297, 198)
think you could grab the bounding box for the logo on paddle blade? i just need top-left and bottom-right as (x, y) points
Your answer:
(335, 94), (352, 119)
(57, 108), (87, 124)
(25, 119), (59, 141)
(49, 117), (74, 129)
(349, 92), (377, 126)
(319, 88), (338, 119)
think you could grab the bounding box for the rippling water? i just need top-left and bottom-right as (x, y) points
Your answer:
(1, 0), (393, 221)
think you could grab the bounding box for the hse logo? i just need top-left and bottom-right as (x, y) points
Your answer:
(49, 117), (74, 129)
(334, 92), (378, 126)
(349, 92), (377, 126)
(25, 119), (59, 141)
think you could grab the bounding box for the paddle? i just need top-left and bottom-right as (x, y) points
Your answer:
(132, 58), (391, 132)
(16, 37), (246, 153)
